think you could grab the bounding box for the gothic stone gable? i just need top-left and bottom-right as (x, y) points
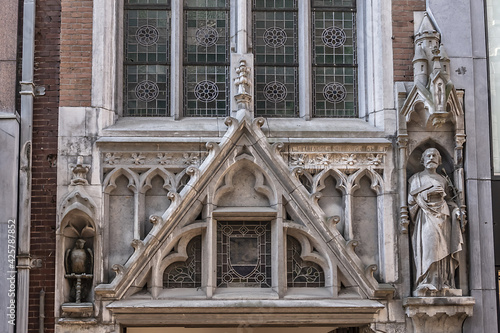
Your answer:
(94, 117), (394, 308)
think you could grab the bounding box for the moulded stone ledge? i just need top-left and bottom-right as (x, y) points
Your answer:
(61, 302), (94, 319)
(403, 297), (474, 333)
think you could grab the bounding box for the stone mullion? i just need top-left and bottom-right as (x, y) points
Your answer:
(274, 199), (285, 296)
(205, 201), (215, 298)
(171, 0), (183, 119)
(344, 189), (354, 241)
(298, 0), (312, 119)
(137, 191), (146, 240)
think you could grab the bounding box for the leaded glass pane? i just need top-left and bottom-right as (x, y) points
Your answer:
(125, 65), (169, 116)
(217, 221), (271, 288)
(255, 66), (298, 117)
(253, 0), (296, 9)
(124, 1), (170, 117)
(163, 236), (202, 288)
(313, 66), (356, 117)
(125, 10), (170, 63)
(185, 0), (229, 8)
(287, 235), (325, 287)
(184, 66), (229, 116)
(312, 3), (357, 117)
(313, 11), (355, 65)
(254, 11), (297, 65)
(185, 10), (229, 64)
(312, 0), (355, 8)
(127, 0), (170, 5)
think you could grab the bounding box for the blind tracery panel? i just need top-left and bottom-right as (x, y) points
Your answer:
(124, 0), (171, 116)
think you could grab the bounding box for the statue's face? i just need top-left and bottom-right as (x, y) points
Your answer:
(423, 149), (441, 169)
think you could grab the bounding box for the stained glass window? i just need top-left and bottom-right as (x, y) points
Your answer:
(287, 235), (325, 287)
(312, 0), (357, 117)
(253, 0), (298, 117)
(124, 0), (171, 116)
(163, 236), (202, 288)
(184, 0), (230, 117)
(217, 221), (272, 288)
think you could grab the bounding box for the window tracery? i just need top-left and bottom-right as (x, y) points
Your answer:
(124, 0), (171, 116)
(123, 0), (357, 118)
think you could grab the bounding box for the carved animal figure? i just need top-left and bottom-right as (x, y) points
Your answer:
(65, 238), (93, 275)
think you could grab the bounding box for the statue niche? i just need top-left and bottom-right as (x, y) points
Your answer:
(408, 148), (465, 297)
(65, 238), (94, 303)
(61, 214), (96, 305)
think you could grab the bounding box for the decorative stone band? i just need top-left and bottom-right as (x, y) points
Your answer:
(284, 152), (386, 170)
(102, 151), (209, 168)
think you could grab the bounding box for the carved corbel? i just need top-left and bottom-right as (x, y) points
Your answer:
(71, 156), (90, 185)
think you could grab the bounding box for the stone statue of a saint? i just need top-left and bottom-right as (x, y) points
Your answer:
(408, 148), (464, 296)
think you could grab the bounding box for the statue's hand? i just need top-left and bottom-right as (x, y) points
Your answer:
(454, 207), (467, 221)
(431, 185), (445, 194)
(424, 185), (445, 200)
(453, 207), (467, 232)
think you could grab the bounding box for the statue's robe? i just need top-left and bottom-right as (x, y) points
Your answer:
(408, 172), (463, 291)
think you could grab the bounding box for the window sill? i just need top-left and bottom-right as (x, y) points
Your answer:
(100, 116), (388, 140)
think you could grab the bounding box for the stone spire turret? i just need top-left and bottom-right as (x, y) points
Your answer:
(439, 44), (451, 81)
(414, 13), (440, 51)
(413, 44), (429, 86)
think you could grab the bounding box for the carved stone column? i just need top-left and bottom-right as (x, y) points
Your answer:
(403, 297), (474, 333)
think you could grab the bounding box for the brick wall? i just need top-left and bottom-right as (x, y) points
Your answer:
(392, 0), (426, 81)
(28, 0), (61, 332)
(60, 0), (93, 106)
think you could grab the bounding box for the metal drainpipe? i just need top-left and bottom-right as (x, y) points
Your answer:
(17, 0), (36, 332)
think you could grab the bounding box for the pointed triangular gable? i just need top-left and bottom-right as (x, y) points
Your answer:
(95, 116), (394, 301)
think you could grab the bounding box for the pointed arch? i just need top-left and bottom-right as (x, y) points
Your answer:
(103, 168), (139, 194)
(407, 139), (454, 180)
(313, 168), (348, 195)
(214, 158), (276, 207)
(349, 168), (383, 195)
(286, 227), (329, 272)
(139, 167), (175, 194)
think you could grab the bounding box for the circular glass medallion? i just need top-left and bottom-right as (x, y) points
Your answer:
(263, 81), (287, 103)
(322, 26), (346, 48)
(135, 80), (159, 102)
(263, 27), (287, 48)
(323, 82), (347, 103)
(195, 26), (219, 47)
(195, 80), (219, 102)
(135, 25), (160, 46)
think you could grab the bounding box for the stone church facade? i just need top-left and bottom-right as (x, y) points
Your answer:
(0, 0), (498, 333)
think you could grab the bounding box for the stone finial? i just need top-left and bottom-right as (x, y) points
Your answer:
(71, 156), (90, 185)
(414, 13), (440, 47)
(234, 60), (252, 110)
